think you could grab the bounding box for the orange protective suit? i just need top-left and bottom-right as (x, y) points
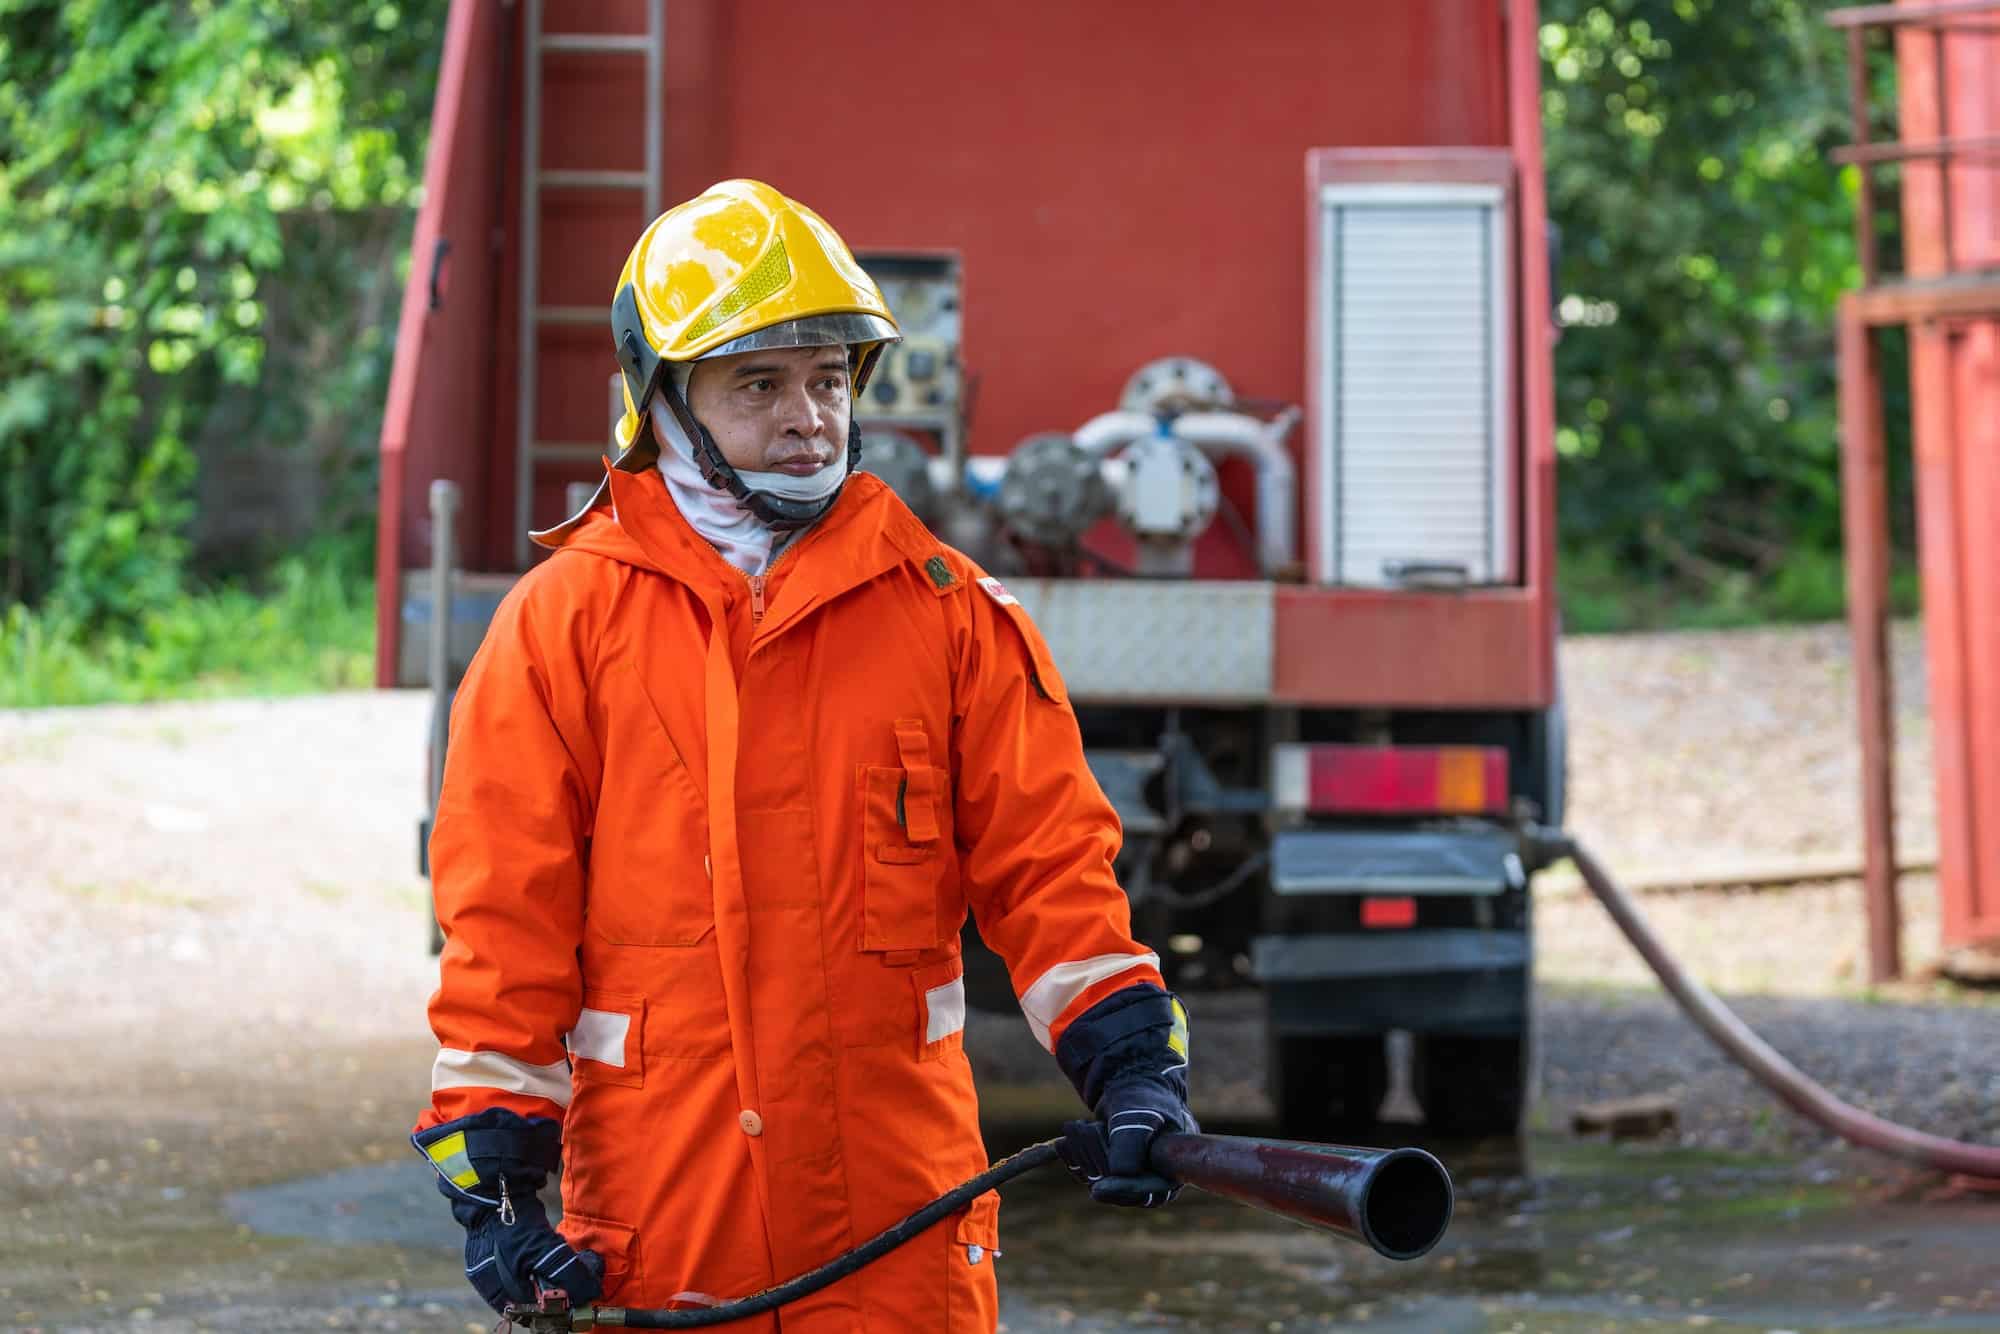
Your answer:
(417, 465), (1162, 1329)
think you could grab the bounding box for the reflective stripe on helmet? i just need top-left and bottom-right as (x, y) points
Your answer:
(702, 312), (900, 361)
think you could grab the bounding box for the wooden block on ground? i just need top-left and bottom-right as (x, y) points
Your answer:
(1942, 945), (2000, 985)
(1571, 1094), (1678, 1140)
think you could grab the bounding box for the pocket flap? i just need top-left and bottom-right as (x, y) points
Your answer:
(892, 720), (942, 842)
(978, 578), (1067, 706)
(857, 764), (952, 953)
(875, 839), (933, 865)
(559, 1211), (637, 1285)
(955, 1188), (1000, 1249)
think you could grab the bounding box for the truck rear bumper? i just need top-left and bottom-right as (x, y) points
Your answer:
(1255, 929), (1529, 1036)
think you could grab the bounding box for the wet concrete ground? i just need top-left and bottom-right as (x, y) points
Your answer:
(977, 1107), (2000, 1334)
(22, 1101), (1989, 1333)
(4, 987), (1994, 1333)
(6, 686), (1997, 1331)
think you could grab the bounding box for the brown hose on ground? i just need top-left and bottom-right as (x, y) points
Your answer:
(1557, 832), (2000, 1180)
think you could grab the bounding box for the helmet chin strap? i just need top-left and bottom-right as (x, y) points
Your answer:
(656, 376), (862, 533)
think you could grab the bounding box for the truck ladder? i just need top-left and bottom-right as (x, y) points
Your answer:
(514, 0), (665, 567)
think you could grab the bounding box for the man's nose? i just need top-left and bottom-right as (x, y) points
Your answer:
(776, 384), (824, 437)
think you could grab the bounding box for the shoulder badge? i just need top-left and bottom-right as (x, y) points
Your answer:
(924, 554), (955, 589)
(977, 576), (1019, 607)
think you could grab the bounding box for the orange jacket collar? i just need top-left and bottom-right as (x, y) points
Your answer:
(567, 465), (932, 620)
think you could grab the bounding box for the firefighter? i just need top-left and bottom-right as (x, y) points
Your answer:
(411, 179), (1194, 1330)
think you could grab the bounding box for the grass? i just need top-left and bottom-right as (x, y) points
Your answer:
(1559, 543), (1922, 634)
(1, 535), (1921, 701)
(52, 878), (211, 910)
(3, 548), (373, 708)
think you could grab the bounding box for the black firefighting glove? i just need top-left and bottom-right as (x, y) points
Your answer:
(1054, 983), (1196, 1208)
(413, 1109), (604, 1315)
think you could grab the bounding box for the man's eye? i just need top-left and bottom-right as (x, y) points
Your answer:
(746, 379), (774, 392)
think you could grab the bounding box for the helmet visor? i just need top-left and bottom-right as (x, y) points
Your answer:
(700, 312), (900, 361)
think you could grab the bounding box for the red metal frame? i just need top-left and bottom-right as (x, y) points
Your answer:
(1837, 298), (1900, 980)
(1277, 0), (1558, 711)
(373, 0), (506, 687)
(1273, 586), (1547, 708)
(1832, 0), (2000, 974)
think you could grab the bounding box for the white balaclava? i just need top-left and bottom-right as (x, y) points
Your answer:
(649, 361), (851, 575)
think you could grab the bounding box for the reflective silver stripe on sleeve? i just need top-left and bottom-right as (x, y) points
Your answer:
(1018, 951), (1162, 1051)
(431, 1048), (573, 1108)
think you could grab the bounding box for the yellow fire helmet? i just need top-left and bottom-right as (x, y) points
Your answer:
(532, 179), (900, 548)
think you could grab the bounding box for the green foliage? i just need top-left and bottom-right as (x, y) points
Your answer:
(1559, 542), (1921, 632)
(0, 0), (441, 629)
(1542, 0), (1913, 625)
(1, 538), (373, 705)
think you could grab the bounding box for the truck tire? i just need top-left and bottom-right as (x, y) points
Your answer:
(1268, 1032), (1388, 1140)
(1415, 1032), (1529, 1137)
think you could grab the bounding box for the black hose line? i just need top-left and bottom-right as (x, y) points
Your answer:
(586, 1140), (1061, 1328)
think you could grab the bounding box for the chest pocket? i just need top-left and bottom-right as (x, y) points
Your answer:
(858, 718), (956, 952)
(586, 664), (714, 948)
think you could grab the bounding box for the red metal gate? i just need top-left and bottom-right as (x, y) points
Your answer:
(1833, 0), (2000, 975)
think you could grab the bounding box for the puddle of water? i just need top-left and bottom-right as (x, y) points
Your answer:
(226, 1159), (462, 1252)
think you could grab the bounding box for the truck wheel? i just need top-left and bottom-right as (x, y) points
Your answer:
(1268, 1033), (1388, 1140)
(1416, 1033), (1528, 1137)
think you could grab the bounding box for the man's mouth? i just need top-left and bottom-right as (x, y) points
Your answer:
(770, 454), (828, 476)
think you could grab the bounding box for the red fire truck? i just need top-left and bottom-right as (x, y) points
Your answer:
(380, 0), (1562, 1139)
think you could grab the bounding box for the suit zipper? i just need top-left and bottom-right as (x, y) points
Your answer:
(744, 536), (804, 628)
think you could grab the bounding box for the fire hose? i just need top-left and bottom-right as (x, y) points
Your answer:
(501, 1133), (1455, 1330)
(1547, 828), (2000, 1181)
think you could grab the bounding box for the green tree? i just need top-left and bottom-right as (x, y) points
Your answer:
(1541, 0), (1909, 625)
(0, 0), (442, 627)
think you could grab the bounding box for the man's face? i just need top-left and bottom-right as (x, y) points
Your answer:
(685, 344), (852, 476)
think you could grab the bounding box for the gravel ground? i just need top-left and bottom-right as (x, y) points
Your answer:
(4, 619), (1997, 1331)
(1558, 620), (1937, 879)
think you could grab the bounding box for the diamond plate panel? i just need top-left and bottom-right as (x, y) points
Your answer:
(1007, 580), (1274, 703)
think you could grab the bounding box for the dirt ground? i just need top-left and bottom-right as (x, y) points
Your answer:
(4, 621), (1997, 1332)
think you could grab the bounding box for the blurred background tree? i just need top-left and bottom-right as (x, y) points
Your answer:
(1539, 0), (1915, 629)
(0, 0), (443, 631)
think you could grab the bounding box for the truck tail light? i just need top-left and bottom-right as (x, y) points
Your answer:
(1271, 743), (1509, 816)
(1361, 896), (1418, 928)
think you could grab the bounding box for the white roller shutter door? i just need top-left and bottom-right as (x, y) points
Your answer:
(1315, 184), (1510, 586)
